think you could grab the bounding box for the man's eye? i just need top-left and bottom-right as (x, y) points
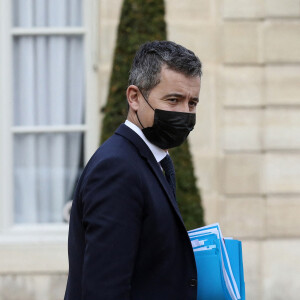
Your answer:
(189, 101), (198, 107)
(168, 98), (178, 103)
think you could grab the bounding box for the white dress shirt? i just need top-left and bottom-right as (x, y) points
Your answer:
(124, 120), (167, 163)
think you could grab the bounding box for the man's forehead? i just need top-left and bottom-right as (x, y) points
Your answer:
(160, 66), (200, 81)
(159, 68), (200, 88)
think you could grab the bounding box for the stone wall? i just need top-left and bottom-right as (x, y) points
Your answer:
(0, 275), (67, 300)
(165, 0), (300, 299)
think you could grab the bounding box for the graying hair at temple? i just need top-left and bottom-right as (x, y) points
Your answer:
(128, 41), (202, 97)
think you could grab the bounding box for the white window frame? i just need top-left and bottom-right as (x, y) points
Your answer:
(0, 0), (100, 272)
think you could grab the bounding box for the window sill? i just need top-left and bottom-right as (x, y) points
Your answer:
(0, 223), (69, 274)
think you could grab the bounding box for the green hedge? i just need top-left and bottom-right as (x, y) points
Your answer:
(100, 0), (204, 230)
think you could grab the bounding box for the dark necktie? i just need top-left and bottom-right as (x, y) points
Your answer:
(160, 155), (176, 198)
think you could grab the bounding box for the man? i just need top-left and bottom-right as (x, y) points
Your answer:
(64, 40), (202, 300)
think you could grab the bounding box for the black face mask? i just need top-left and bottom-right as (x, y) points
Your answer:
(136, 91), (196, 149)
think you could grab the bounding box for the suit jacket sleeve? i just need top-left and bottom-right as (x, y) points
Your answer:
(80, 156), (144, 299)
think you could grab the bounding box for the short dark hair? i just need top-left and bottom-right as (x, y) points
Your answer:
(129, 41), (202, 97)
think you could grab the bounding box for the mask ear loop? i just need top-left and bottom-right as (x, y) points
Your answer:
(136, 111), (144, 129)
(136, 87), (155, 129)
(139, 89), (155, 111)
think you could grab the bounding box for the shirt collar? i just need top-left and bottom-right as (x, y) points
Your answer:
(124, 120), (167, 162)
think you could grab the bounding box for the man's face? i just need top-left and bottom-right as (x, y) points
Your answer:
(137, 66), (201, 128)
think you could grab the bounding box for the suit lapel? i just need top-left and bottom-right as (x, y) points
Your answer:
(115, 124), (185, 226)
(146, 156), (185, 225)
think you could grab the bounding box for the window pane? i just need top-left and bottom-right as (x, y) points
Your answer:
(13, 35), (84, 126)
(12, 0), (85, 224)
(13, 0), (82, 27)
(14, 132), (84, 223)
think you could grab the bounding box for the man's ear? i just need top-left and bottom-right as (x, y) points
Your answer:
(126, 85), (140, 112)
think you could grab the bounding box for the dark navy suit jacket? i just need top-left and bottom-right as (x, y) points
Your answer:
(64, 124), (197, 300)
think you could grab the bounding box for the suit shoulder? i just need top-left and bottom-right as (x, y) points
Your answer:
(79, 134), (144, 189)
(93, 133), (142, 165)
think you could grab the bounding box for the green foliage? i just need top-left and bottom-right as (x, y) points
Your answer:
(100, 0), (166, 142)
(100, 0), (204, 230)
(170, 140), (204, 230)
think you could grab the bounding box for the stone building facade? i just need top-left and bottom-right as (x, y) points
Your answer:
(1, 0), (300, 299)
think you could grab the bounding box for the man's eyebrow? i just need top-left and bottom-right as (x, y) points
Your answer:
(164, 93), (185, 98)
(164, 93), (199, 101)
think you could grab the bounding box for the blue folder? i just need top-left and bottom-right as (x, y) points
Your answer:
(188, 223), (246, 300)
(224, 239), (245, 300)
